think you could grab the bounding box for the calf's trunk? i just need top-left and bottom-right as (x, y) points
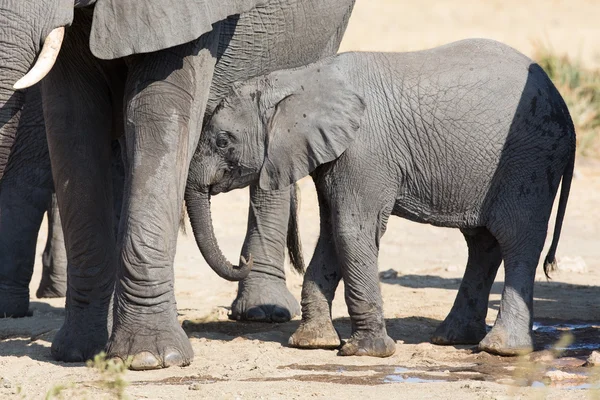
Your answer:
(185, 187), (252, 281)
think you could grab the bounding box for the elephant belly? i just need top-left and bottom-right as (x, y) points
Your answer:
(392, 195), (485, 229)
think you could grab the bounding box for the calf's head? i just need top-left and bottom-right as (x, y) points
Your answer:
(195, 64), (367, 194)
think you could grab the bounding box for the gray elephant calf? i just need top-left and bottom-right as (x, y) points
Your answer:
(188, 39), (575, 357)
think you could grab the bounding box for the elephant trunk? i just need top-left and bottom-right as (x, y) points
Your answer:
(185, 186), (252, 281)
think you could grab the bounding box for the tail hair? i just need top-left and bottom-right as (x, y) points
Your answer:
(543, 141), (575, 279)
(287, 183), (305, 274)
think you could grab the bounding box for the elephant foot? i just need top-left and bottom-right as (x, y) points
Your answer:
(51, 316), (108, 362)
(0, 287), (31, 318)
(36, 265), (66, 298)
(478, 324), (533, 356)
(288, 318), (341, 349)
(338, 331), (396, 358)
(106, 321), (193, 370)
(230, 274), (300, 323)
(430, 315), (487, 345)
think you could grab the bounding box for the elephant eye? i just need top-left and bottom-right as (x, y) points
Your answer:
(216, 132), (230, 149)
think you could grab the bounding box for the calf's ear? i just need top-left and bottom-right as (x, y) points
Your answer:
(89, 0), (268, 60)
(258, 78), (365, 191)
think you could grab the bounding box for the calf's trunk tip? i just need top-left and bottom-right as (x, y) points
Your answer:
(185, 187), (252, 281)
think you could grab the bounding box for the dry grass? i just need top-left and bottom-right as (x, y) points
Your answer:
(534, 47), (600, 157)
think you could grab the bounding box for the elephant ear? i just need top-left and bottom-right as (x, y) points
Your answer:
(89, 0), (268, 60)
(258, 78), (366, 191)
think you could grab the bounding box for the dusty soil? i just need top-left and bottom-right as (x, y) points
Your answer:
(1, 1), (600, 398)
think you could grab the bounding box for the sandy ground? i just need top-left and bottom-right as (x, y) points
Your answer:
(1, 1), (600, 399)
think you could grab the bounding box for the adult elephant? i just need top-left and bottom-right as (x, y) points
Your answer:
(0, 0), (355, 369)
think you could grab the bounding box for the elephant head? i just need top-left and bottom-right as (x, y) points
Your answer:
(0, 0), (266, 180)
(185, 61), (365, 274)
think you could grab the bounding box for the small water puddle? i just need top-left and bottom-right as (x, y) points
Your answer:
(532, 320), (600, 353)
(384, 367), (447, 384)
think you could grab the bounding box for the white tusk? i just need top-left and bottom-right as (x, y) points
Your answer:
(13, 27), (65, 90)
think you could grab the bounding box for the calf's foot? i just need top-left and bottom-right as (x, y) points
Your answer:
(230, 274), (300, 323)
(478, 323), (533, 356)
(338, 331), (396, 357)
(289, 318), (340, 349)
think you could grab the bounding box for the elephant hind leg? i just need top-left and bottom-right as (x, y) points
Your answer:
(431, 227), (502, 345)
(479, 214), (550, 355)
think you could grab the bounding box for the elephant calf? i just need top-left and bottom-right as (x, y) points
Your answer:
(186, 39), (575, 357)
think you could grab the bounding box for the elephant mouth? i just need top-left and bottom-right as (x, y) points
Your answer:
(208, 184), (224, 196)
(209, 171), (259, 195)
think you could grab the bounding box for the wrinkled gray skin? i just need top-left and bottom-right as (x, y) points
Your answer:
(0, 87), (124, 314)
(0, 84), (60, 316)
(192, 39), (576, 357)
(0, 0), (355, 369)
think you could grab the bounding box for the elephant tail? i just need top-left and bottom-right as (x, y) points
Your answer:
(543, 143), (575, 279)
(287, 183), (305, 274)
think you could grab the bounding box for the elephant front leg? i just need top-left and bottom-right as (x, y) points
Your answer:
(106, 33), (218, 370)
(289, 187), (341, 349)
(36, 193), (67, 299)
(332, 198), (396, 358)
(230, 185), (301, 322)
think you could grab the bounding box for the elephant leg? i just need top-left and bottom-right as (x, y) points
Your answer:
(110, 140), (124, 237)
(230, 185), (301, 322)
(0, 85), (52, 317)
(479, 221), (548, 355)
(37, 140), (123, 300)
(36, 192), (67, 299)
(331, 189), (396, 358)
(105, 31), (219, 370)
(43, 14), (118, 362)
(289, 183), (341, 349)
(431, 227), (502, 345)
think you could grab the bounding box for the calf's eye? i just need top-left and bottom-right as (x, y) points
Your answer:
(216, 133), (229, 149)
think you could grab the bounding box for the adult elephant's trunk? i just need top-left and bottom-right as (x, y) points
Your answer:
(185, 187), (252, 281)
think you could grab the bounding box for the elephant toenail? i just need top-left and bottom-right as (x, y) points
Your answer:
(164, 349), (185, 367)
(271, 307), (291, 323)
(245, 307), (267, 321)
(130, 351), (160, 370)
(356, 348), (368, 356)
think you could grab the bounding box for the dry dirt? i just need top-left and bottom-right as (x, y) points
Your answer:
(1, 1), (600, 399)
